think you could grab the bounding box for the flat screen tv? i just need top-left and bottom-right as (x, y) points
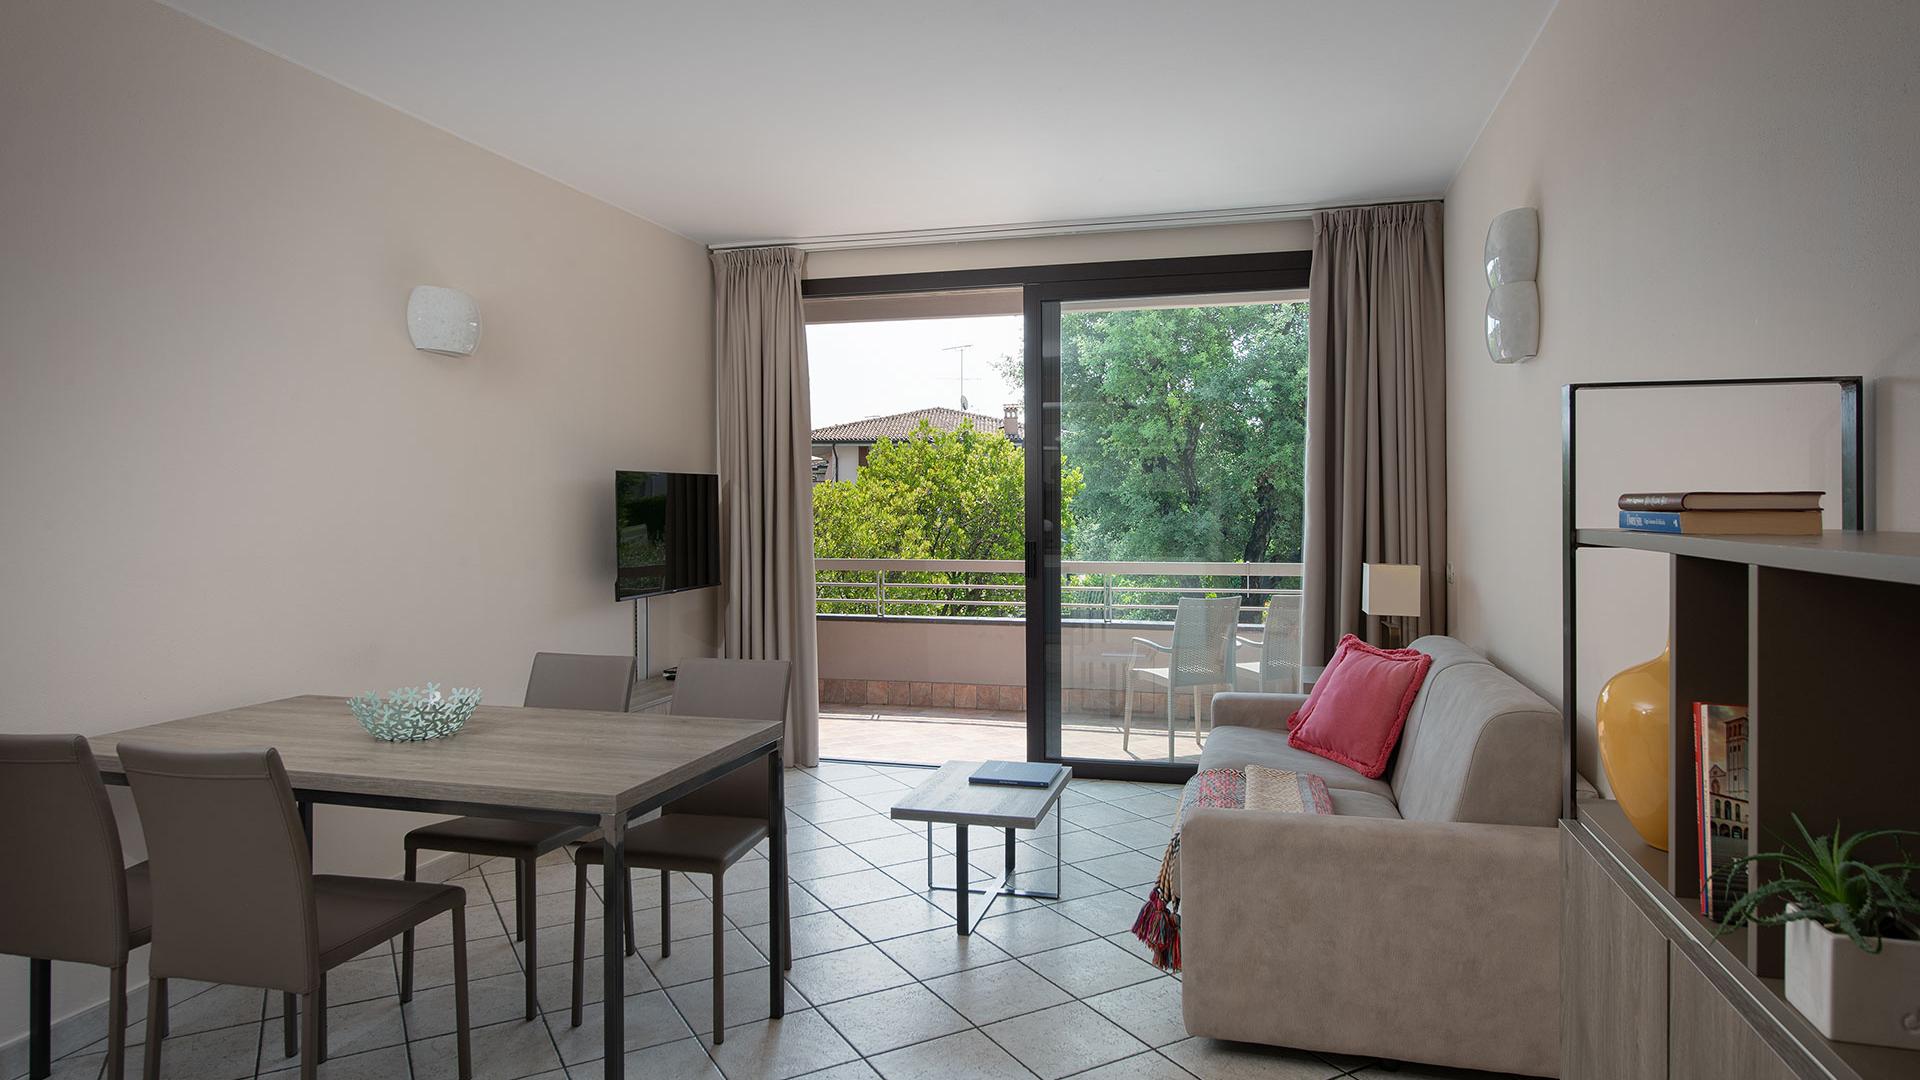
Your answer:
(615, 471), (720, 600)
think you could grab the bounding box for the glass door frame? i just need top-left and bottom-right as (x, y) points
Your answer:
(1021, 261), (1312, 782)
(795, 250), (1309, 777)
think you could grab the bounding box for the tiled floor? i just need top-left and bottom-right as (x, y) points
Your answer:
(821, 709), (1206, 768)
(24, 764), (1525, 1080)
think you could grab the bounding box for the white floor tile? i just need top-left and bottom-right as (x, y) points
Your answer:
(867, 1030), (1031, 1080)
(700, 1009), (860, 1080)
(983, 1000), (1149, 1079)
(816, 984), (968, 1056)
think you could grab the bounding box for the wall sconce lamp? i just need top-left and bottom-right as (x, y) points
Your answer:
(407, 285), (481, 357)
(1484, 208), (1539, 363)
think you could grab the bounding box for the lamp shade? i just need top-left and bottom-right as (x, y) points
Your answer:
(1486, 280), (1540, 363)
(1483, 207), (1539, 286)
(1483, 207), (1540, 364)
(407, 285), (481, 357)
(1361, 563), (1422, 618)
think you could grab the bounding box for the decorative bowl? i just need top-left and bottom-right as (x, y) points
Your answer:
(348, 683), (481, 742)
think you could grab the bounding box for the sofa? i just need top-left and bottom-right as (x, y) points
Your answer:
(1178, 635), (1563, 1077)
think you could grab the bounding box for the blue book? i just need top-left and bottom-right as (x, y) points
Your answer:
(1620, 510), (1683, 533)
(1619, 509), (1820, 535)
(969, 761), (1060, 788)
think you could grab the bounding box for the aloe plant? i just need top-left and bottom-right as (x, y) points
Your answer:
(1715, 815), (1920, 953)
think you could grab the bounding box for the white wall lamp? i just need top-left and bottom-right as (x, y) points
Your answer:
(406, 285), (481, 357)
(1484, 208), (1539, 363)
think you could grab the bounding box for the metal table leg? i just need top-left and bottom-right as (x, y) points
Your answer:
(601, 812), (626, 1079)
(767, 745), (788, 1016)
(925, 808), (1064, 936)
(954, 824), (971, 933)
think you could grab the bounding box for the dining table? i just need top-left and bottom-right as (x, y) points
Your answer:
(87, 694), (788, 1080)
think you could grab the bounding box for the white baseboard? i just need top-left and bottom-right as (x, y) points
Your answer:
(0, 850), (470, 1076)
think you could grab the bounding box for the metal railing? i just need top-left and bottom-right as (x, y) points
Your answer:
(815, 557), (1303, 623)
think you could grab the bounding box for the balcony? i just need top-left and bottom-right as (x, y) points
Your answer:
(814, 557), (1302, 766)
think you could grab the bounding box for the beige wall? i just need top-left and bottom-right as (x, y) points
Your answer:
(804, 220), (1313, 280)
(0, 0), (714, 1044)
(1442, 0), (1920, 788)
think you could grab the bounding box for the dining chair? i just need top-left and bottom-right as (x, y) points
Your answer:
(1234, 595), (1303, 693)
(568, 657), (793, 1044)
(1123, 594), (1242, 758)
(400, 651), (635, 1020)
(0, 735), (163, 1080)
(120, 742), (472, 1080)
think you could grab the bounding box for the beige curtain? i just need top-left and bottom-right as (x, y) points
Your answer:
(713, 247), (820, 766)
(1302, 202), (1448, 665)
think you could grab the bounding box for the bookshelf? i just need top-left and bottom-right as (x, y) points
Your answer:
(1559, 378), (1920, 1078)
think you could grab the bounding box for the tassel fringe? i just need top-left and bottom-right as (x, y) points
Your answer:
(1132, 833), (1184, 970)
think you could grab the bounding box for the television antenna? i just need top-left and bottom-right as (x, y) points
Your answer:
(940, 344), (973, 411)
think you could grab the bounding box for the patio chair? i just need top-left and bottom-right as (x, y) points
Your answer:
(1234, 596), (1303, 693)
(1123, 594), (1242, 759)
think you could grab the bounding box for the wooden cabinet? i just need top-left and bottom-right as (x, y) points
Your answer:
(1562, 828), (1667, 1080)
(1668, 947), (1798, 1080)
(1562, 818), (1914, 1080)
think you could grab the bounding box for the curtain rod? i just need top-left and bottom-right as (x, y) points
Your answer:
(707, 195), (1440, 253)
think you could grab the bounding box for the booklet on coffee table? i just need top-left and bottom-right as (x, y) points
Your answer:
(968, 760), (1060, 788)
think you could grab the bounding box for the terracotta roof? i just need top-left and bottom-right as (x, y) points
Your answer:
(811, 406), (1022, 444)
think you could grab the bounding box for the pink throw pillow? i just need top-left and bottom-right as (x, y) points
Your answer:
(1287, 634), (1433, 779)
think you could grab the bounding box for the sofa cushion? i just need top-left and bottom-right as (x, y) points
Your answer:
(1387, 636), (1561, 826)
(1286, 635), (1432, 778)
(1327, 789), (1402, 819)
(1197, 725), (1395, 802)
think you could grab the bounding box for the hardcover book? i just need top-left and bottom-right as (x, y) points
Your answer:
(1618, 490), (1822, 512)
(1619, 509), (1821, 535)
(1694, 703), (1751, 920)
(969, 761), (1060, 788)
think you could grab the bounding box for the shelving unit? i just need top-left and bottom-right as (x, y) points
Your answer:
(1559, 377), (1920, 1079)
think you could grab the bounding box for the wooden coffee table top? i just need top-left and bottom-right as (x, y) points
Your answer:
(889, 761), (1070, 829)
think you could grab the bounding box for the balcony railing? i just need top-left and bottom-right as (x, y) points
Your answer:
(815, 557), (1303, 623)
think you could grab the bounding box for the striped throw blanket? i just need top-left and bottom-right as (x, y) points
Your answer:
(1131, 765), (1333, 971)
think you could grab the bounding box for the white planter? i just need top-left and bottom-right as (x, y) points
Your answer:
(1784, 911), (1920, 1049)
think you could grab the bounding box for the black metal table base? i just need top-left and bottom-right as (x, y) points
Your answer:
(924, 810), (1063, 935)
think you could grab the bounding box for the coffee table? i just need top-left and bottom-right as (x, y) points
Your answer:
(890, 760), (1070, 934)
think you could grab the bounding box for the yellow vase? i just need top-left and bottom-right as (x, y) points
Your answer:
(1596, 646), (1671, 850)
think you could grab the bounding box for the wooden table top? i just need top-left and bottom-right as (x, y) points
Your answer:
(889, 761), (1071, 829)
(89, 695), (782, 819)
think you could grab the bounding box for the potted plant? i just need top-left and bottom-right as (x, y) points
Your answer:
(1716, 815), (1920, 1049)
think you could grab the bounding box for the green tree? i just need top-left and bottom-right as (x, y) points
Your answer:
(997, 302), (1309, 566)
(813, 420), (1081, 616)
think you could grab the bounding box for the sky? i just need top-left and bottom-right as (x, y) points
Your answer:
(806, 315), (1024, 429)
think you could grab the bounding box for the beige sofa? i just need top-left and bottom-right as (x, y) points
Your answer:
(1179, 635), (1563, 1077)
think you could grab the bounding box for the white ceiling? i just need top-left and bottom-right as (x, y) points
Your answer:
(161, 0), (1553, 245)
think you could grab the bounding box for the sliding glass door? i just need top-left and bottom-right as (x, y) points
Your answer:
(1024, 274), (1310, 779)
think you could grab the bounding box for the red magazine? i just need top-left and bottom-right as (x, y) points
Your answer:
(1694, 703), (1751, 919)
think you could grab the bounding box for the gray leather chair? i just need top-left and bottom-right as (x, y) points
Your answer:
(568, 657), (793, 1043)
(0, 735), (162, 1080)
(121, 743), (473, 1080)
(400, 651), (635, 1020)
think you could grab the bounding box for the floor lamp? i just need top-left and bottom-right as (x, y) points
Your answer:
(1362, 563), (1422, 649)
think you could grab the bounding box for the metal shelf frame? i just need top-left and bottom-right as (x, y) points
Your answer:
(1557, 375), (1868, 818)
